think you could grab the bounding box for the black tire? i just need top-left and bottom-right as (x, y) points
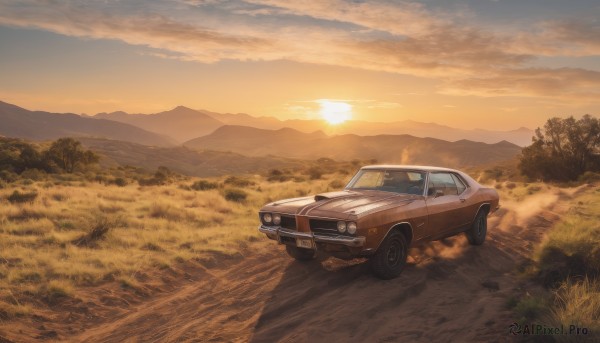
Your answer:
(466, 210), (487, 245)
(285, 245), (316, 261)
(370, 231), (408, 280)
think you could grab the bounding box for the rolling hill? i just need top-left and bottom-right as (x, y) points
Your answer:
(95, 106), (223, 143)
(0, 101), (173, 146)
(184, 125), (522, 168)
(78, 138), (304, 177)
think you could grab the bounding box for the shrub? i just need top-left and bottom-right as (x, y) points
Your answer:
(306, 167), (323, 180)
(579, 171), (600, 184)
(112, 177), (128, 187)
(268, 174), (291, 182)
(513, 295), (549, 321)
(223, 188), (248, 203)
(0, 170), (18, 183)
(138, 177), (163, 186)
(71, 218), (111, 247)
(20, 168), (46, 181)
(224, 176), (255, 187)
(7, 190), (38, 204)
(329, 179), (345, 189)
(191, 180), (218, 191)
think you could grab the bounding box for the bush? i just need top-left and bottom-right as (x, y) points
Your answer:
(306, 167), (323, 180)
(579, 171), (600, 184)
(7, 190), (38, 204)
(191, 180), (219, 191)
(71, 218), (112, 247)
(268, 174), (291, 182)
(513, 295), (549, 321)
(223, 188), (248, 203)
(112, 177), (128, 187)
(329, 179), (345, 189)
(138, 176), (166, 186)
(224, 176), (255, 187)
(0, 170), (18, 183)
(20, 168), (46, 181)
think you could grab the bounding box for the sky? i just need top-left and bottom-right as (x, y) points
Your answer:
(0, 0), (599, 130)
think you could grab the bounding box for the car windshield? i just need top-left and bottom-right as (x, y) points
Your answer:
(346, 169), (425, 195)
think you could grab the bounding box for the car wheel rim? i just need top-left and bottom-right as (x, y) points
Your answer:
(387, 240), (403, 267)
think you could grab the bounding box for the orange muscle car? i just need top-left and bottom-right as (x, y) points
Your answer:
(258, 165), (500, 279)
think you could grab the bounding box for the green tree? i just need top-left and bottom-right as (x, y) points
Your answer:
(519, 115), (600, 181)
(45, 138), (99, 173)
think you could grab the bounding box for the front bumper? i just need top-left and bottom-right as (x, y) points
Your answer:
(258, 225), (366, 248)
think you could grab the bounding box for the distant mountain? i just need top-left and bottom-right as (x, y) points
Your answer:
(242, 119), (534, 146)
(185, 125), (327, 156)
(184, 126), (521, 168)
(0, 101), (173, 146)
(78, 138), (303, 177)
(96, 106), (534, 146)
(95, 106), (223, 143)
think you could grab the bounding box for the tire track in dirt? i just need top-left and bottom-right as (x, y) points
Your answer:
(63, 187), (585, 342)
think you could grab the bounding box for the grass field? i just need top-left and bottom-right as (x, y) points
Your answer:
(0, 171), (351, 319)
(1, 167), (598, 340)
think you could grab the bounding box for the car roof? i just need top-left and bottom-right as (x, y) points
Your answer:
(360, 165), (461, 173)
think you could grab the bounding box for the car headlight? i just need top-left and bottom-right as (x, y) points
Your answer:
(337, 221), (347, 233)
(263, 213), (272, 223)
(273, 214), (281, 225)
(347, 222), (357, 234)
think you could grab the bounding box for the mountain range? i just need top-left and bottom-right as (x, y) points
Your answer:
(92, 106), (534, 146)
(94, 106), (222, 143)
(0, 100), (526, 172)
(0, 101), (173, 146)
(184, 125), (521, 168)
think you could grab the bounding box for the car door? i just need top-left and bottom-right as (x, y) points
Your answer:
(451, 173), (473, 228)
(424, 172), (465, 237)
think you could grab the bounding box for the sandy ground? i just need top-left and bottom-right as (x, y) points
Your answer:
(0, 186), (586, 342)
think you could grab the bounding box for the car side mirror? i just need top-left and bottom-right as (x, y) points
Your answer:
(435, 190), (444, 198)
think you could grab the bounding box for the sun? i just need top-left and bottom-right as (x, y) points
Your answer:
(319, 100), (352, 125)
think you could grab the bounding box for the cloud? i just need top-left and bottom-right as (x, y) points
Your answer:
(440, 68), (600, 102)
(0, 0), (273, 63)
(0, 0), (598, 102)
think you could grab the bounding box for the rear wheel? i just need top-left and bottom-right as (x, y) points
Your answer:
(285, 245), (316, 261)
(370, 231), (408, 280)
(466, 210), (487, 245)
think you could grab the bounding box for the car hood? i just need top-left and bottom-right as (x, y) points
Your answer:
(263, 189), (417, 218)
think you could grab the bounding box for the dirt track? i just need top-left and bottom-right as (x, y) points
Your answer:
(4, 187), (582, 342)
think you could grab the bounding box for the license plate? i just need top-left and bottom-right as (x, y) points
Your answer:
(296, 238), (314, 249)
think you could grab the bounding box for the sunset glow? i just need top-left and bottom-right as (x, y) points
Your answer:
(0, 1), (598, 130)
(319, 100), (352, 125)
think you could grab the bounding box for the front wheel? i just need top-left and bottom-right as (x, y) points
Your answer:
(285, 245), (316, 261)
(466, 210), (487, 245)
(370, 231), (408, 280)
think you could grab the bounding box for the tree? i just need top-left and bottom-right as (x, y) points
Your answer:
(519, 115), (600, 181)
(45, 138), (99, 173)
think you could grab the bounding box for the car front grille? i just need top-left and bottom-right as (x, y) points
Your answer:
(280, 215), (297, 230)
(309, 219), (340, 236)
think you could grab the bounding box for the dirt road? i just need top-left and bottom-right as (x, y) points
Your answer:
(5, 187), (581, 342)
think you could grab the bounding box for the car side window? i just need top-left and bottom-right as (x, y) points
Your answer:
(451, 174), (467, 194)
(429, 172), (458, 196)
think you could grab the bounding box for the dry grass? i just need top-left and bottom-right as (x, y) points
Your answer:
(551, 278), (600, 337)
(0, 171), (351, 314)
